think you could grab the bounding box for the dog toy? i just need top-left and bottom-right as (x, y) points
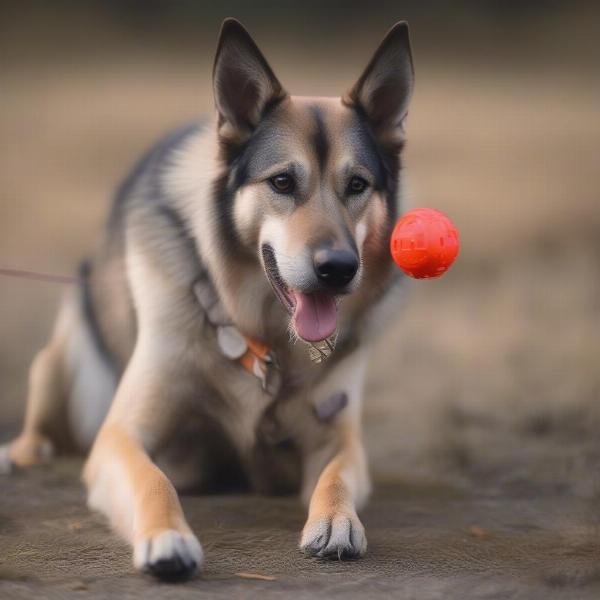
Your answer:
(390, 208), (460, 278)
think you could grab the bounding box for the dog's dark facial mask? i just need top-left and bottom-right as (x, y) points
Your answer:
(212, 19), (413, 343)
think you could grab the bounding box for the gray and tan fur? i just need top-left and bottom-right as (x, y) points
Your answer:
(0, 19), (414, 580)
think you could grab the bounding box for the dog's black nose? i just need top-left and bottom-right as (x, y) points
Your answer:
(313, 248), (359, 288)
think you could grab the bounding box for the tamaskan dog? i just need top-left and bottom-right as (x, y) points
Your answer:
(0, 18), (414, 580)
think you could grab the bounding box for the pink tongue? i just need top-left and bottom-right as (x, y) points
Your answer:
(291, 291), (337, 342)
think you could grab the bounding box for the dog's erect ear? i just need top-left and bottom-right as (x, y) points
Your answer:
(213, 18), (286, 140)
(345, 22), (414, 146)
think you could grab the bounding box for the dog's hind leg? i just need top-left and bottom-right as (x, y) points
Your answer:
(0, 297), (74, 474)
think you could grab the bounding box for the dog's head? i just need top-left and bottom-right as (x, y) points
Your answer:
(212, 19), (413, 343)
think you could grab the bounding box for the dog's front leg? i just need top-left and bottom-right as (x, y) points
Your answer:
(300, 424), (370, 559)
(83, 349), (203, 580)
(300, 352), (371, 559)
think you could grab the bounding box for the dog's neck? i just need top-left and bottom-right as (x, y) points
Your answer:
(171, 124), (290, 344)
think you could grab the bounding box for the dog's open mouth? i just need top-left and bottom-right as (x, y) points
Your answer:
(261, 245), (337, 343)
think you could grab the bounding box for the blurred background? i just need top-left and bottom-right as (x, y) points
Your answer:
(1, 0), (599, 494)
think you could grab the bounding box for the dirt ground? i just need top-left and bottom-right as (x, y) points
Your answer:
(3, 460), (600, 600)
(1, 4), (600, 598)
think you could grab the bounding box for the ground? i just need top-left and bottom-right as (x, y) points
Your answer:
(3, 459), (600, 600)
(1, 5), (600, 599)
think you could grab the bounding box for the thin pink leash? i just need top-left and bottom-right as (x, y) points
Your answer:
(0, 267), (78, 285)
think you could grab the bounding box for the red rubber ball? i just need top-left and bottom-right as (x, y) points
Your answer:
(390, 208), (460, 279)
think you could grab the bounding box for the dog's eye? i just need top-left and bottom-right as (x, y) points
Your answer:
(269, 173), (295, 194)
(347, 176), (369, 195)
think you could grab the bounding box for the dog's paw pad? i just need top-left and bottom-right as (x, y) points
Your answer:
(134, 530), (203, 581)
(300, 512), (367, 559)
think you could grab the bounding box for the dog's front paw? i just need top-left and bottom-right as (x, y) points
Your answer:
(300, 511), (367, 559)
(134, 529), (203, 581)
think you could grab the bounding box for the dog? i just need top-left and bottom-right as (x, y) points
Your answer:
(0, 18), (414, 580)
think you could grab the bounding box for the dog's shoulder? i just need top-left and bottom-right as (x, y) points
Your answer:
(107, 120), (208, 231)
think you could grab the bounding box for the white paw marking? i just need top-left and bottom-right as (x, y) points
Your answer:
(134, 529), (203, 580)
(300, 512), (367, 559)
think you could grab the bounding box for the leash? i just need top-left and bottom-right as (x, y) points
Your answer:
(0, 267), (78, 285)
